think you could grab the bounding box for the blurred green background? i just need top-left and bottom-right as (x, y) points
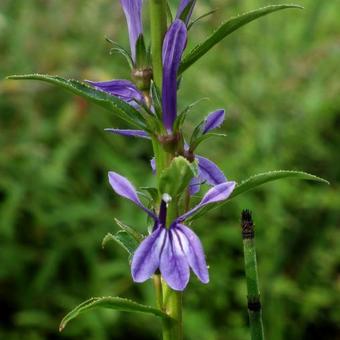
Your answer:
(0, 0), (339, 339)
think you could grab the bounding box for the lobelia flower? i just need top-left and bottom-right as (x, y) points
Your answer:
(105, 20), (227, 195)
(86, 0), (145, 105)
(162, 19), (187, 132)
(108, 171), (236, 291)
(85, 2), (194, 108)
(187, 109), (227, 194)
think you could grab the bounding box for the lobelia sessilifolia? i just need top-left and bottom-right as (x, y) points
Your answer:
(7, 1), (328, 339)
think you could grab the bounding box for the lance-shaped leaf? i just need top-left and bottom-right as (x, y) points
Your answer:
(6, 74), (148, 130)
(102, 231), (139, 255)
(114, 217), (144, 242)
(159, 156), (197, 198)
(188, 170), (329, 220)
(59, 296), (171, 332)
(179, 4), (303, 74)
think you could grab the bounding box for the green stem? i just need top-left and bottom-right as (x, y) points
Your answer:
(162, 282), (183, 340)
(241, 210), (265, 340)
(153, 274), (163, 310)
(149, 0), (167, 89)
(151, 136), (168, 183)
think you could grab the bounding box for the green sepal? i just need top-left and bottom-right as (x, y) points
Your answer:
(188, 9), (217, 30)
(178, 0), (196, 24)
(159, 156), (197, 199)
(172, 111), (187, 133)
(166, 2), (173, 22)
(173, 98), (209, 133)
(188, 170), (329, 221)
(6, 74), (149, 130)
(59, 296), (172, 332)
(189, 121), (205, 146)
(102, 231), (138, 256)
(135, 34), (147, 68)
(140, 187), (160, 203)
(179, 4), (303, 74)
(114, 218), (143, 242)
(150, 81), (163, 119)
(106, 37), (134, 69)
(190, 133), (226, 151)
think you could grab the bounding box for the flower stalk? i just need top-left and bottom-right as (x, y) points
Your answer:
(149, 0), (167, 89)
(241, 210), (265, 340)
(161, 284), (183, 340)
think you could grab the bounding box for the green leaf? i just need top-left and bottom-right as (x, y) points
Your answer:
(114, 218), (143, 242)
(159, 156), (197, 198)
(231, 170), (329, 198)
(6, 74), (148, 130)
(59, 296), (171, 332)
(188, 170), (329, 220)
(102, 231), (138, 255)
(179, 4), (303, 74)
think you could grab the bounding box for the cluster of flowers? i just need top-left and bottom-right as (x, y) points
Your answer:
(90, 0), (236, 291)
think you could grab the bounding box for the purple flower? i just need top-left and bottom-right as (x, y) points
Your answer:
(162, 20), (187, 132)
(120, 0), (144, 63)
(108, 171), (236, 291)
(85, 1), (144, 105)
(202, 109), (225, 134)
(189, 109), (227, 194)
(176, 0), (196, 25)
(104, 128), (150, 139)
(85, 79), (144, 106)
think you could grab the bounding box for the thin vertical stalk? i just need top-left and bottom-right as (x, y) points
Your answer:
(241, 210), (265, 340)
(149, 4), (182, 339)
(153, 274), (164, 310)
(149, 0), (167, 89)
(162, 283), (183, 340)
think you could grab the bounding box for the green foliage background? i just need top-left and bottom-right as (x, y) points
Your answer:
(0, 0), (339, 339)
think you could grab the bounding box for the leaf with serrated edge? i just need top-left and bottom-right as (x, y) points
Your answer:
(59, 296), (172, 331)
(188, 170), (329, 220)
(114, 218), (143, 242)
(6, 74), (148, 130)
(179, 4), (303, 74)
(102, 231), (138, 255)
(102, 233), (116, 249)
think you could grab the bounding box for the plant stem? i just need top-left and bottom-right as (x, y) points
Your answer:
(162, 282), (183, 340)
(149, 0), (167, 89)
(151, 136), (168, 183)
(153, 274), (163, 310)
(241, 210), (265, 340)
